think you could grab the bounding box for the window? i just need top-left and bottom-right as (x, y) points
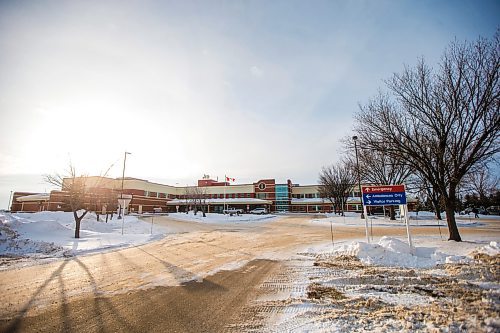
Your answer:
(275, 184), (290, 212)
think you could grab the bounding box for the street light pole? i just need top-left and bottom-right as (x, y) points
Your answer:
(352, 136), (364, 219)
(7, 190), (13, 211)
(118, 151), (131, 219)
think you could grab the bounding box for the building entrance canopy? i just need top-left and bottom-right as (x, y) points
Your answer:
(166, 198), (272, 206)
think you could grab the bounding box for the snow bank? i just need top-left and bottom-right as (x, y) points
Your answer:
(333, 236), (476, 268)
(478, 241), (500, 256)
(0, 211), (170, 259)
(312, 211), (484, 227)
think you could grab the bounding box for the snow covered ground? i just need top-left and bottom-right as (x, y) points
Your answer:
(236, 235), (500, 332)
(239, 221), (500, 333)
(305, 236), (499, 268)
(311, 210), (497, 227)
(1, 210), (499, 331)
(0, 211), (171, 259)
(0, 210), (494, 262)
(167, 211), (277, 223)
(0, 210), (277, 261)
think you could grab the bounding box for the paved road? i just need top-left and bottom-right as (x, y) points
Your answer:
(0, 215), (498, 332)
(1, 259), (279, 333)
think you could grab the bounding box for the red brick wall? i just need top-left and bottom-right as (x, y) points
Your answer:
(10, 192), (49, 212)
(254, 179), (276, 200)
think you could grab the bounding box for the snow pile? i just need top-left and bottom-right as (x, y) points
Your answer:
(312, 212), (483, 227)
(478, 241), (500, 256)
(0, 214), (65, 256)
(334, 236), (472, 268)
(168, 212), (276, 224)
(0, 211), (170, 258)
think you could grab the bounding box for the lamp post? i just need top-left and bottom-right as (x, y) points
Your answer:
(352, 136), (364, 219)
(7, 190), (13, 211)
(118, 151), (131, 219)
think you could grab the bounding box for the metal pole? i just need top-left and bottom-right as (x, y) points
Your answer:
(7, 190), (13, 210)
(353, 136), (364, 219)
(404, 204), (414, 253)
(363, 205), (370, 243)
(371, 217), (374, 242)
(185, 184), (189, 214)
(118, 152), (130, 219)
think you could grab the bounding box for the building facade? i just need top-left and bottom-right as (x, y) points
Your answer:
(10, 176), (416, 214)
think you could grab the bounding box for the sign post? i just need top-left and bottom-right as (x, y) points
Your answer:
(118, 197), (132, 235)
(151, 215), (154, 235)
(361, 185), (413, 251)
(403, 204), (413, 251)
(363, 205), (369, 243)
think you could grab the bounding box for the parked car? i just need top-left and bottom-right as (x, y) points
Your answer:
(487, 206), (500, 215)
(250, 207), (268, 215)
(223, 207), (243, 215)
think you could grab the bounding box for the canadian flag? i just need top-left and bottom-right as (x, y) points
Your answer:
(226, 176), (235, 182)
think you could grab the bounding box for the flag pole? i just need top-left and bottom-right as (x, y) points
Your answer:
(224, 174), (226, 213)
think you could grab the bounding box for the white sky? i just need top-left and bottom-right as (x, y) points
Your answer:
(0, 0), (498, 208)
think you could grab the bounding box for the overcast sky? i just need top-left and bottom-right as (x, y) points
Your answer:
(0, 0), (498, 207)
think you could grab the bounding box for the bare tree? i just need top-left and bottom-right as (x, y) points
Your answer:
(319, 160), (357, 216)
(100, 188), (119, 222)
(410, 174), (444, 220)
(45, 165), (95, 238)
(462, 163), (499, 206)
(192, 186), (208, 217)
(355, 33), (499, 241)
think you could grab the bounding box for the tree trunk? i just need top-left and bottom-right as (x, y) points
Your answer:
(435, 208), (442, 220)
(389, 206), (396, 220)
(444, 188), (462, 241)
(431, 197), (442, 220)
(74, 219), (81, 238)
(73, 210), (87, 239)
(445, 204), (461, 241)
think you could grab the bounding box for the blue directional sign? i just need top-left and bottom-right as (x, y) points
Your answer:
(362, 185), (407, 206)
(362, 192), (407, 206)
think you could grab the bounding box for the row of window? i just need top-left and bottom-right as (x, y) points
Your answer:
(292, 193), (320, 199)
(141, 191), (256, 200)
(291, 192), (362, 199)
(176, 193), (253, 199)
(139, 190), (365, 200)
(143, 191), (173, 199)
